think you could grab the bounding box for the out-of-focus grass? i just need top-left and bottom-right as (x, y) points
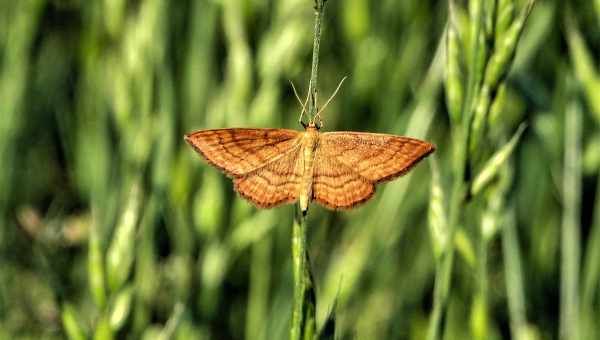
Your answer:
(0, 0), (598, 339)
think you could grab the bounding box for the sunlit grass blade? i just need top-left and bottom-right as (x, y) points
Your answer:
(428, 156), (449, 260)
(106, 184), (142, 292)
(62, 303), (87, 340)
(502, 208), (530, 340)
(471, 124), (526, 196)
(88, 218), (107, 308)
(565, 13), (600, 124)
(109, 285), (134, 331)
(93, 315), (114, 340)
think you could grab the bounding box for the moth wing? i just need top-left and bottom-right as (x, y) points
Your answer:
(318, 132), (435, 183)
(234, 144), (303, 208)
(184, 128), (301, 177)
(312, 145), (375, 209)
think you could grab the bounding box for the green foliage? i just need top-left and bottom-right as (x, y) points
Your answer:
(0, 0), (598, 339)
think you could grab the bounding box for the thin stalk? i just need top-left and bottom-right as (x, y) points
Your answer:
(307, 0), (327, 121)
(290, 209), (316, 340)
(503, 208), (527, 340)
(290, 209), (306, 340)
(582, 168), (600, 303)
(474, 231), (489, 340)
(290, 1), (325, 339)
(427, 248), (455, 340)
(290, 208), (315, 340)
(559, 102), (581, 340)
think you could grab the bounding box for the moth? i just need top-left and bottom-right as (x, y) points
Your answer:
(185, 80), (435, 215)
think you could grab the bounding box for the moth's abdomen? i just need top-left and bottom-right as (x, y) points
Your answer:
(299, 129), (319, 213)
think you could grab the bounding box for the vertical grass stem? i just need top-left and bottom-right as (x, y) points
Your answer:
(559, 102), (582, 340)
(290, 1), (326, 339)
(502, 208), (527, 340)
(307, 0), (327, 121)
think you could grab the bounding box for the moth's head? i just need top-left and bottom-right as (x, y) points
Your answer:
(299, 113), (321, 130)
(306, 118), (320, 130)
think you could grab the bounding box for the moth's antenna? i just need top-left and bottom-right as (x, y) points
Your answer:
(306, 79), (313, 107)
(290, 80), (305, 108)
(291, 80), (311, 127)
(314, 76), (347, 125)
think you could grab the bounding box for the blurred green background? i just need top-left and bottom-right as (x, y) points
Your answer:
(1, 0), (600, 339)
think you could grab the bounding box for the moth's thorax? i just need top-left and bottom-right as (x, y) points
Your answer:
(301, 127), (319, 150)
(299, 127), (320, 213)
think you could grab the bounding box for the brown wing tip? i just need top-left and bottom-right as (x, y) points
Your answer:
(183, 132), (203, 154)
(183, 132), (239, 178)
(401, 140), (436, 171)
(184, 130), (209, 143)
(372, 140), (436, 184)
(424, 142), (436, 157)
(427, 142), (436, 154)
(183, 132), (194, 144)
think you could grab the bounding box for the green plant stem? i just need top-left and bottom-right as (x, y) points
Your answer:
(582, 168), (600, 303)
(290, 209), (305, 340)
(290, 2), (325, 339)
(560, 102), (581, 340)
(503, 208), (527, 340)
(427, 249), (454, 340)
(474, 227), (489, 340)
(290, 208), (315, 340)
(308, 0), (326, 120)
